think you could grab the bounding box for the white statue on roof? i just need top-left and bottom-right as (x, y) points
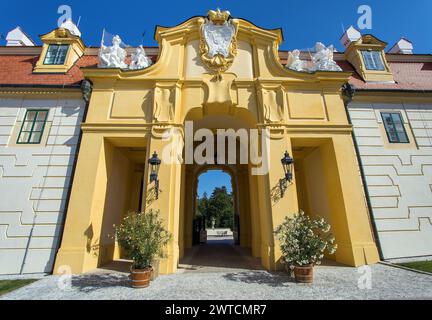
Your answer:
(98, 35), (128, 69)
(60, 19), (81, 37)
(311, 42), (342, 72)
(286, 49), (306, 72)
(129, 46), (152, 70)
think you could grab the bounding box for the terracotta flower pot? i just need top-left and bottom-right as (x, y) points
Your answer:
(294, 264), (314, 283)
(130, 267), (153, 288)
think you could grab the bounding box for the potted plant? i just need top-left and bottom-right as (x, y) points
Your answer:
(275, 211), (337, 284)
(116, 210), (171, 288)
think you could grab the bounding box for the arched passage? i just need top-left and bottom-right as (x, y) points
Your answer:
(179, 163), (263, 271)
(194, 169), (237, 245)
(178, 107), (267, 270)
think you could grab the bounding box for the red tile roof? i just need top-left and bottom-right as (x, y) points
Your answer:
(339, 60), (432, 91)
(0, 54), (98, 87)
(0, 49), (431, 92)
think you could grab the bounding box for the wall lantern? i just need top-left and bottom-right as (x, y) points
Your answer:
(148, 151), (161, 200)
(280, 151), (294, 198)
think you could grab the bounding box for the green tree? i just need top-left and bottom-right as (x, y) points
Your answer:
(207, 187), (234, 229)
(197, 192), (209, 219)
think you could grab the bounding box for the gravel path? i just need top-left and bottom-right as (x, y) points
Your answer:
(2, 263), (432, 300)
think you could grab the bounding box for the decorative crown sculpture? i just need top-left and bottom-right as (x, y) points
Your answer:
(208, 9), (231, 25)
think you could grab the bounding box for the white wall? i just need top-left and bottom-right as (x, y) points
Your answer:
(0, 96), (85, 274)
(349, 102), (432, 260)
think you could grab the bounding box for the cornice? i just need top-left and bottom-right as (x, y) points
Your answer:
(352, 90), (432, 103)
(0, 46), (43, 55)
(256, 123), (353, 132)
(0, 85), (82, 95)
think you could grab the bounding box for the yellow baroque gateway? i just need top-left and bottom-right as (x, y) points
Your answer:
(54, 9), (380, 275)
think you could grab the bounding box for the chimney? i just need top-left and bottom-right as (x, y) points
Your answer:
(340, 26), (361, 49)
(6, 27), (35, 46)
(60, 19), (81, 37)
(389, 38), (413, 54)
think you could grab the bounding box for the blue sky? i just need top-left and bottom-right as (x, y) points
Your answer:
(197, 170), (232, 198)
(1, 0), (431, 53)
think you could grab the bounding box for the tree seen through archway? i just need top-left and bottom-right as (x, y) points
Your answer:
(196, 171), (234, 230)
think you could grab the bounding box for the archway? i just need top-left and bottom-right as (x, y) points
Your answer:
(179, 164), (263, 271)
(194, 170), (237, 246)
(178, 108), (266, 271)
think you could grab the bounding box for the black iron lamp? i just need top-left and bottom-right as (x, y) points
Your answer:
(148, 151), (161, 199)
(280, 151), (294, 198)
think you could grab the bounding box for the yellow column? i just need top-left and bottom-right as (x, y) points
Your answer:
(54, 133), (111, 274)
(248, 172), (261, 258)
(255, 128), (299, 270)
(238, 168), (251, 248)
(184, 167), (195, 249)
(144, 127), (183, 274)
(178, 164), (188, 259)
(321, 135), (380, 266)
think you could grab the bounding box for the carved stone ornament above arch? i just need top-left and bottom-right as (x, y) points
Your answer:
(197, 9), (239, 78)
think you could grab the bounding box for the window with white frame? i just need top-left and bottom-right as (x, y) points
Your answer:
(361, 50), (385, 71)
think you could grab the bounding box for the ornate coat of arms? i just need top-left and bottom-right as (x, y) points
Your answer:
(198, 9), (239, 77)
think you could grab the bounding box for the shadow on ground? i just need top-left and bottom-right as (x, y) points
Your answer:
(223, 271), (295, 287)
(71, 273), (130, 293)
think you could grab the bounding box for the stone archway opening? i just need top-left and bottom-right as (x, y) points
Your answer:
(179, 164), (263, 272)
(177, 110), (266, 272)
(194, 169), (237, 247)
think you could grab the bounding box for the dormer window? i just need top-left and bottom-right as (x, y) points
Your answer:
(44, 44), (70, 65)
(344, 34), (394, 82)
(361, 50), (385, 71)
(34, 27), (84, 73)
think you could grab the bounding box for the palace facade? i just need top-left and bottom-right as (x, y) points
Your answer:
(0, 11), (431, 275)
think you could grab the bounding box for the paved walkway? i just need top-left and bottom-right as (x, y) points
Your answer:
(179, 238), (265, 273)
(2, 242), (432, 300)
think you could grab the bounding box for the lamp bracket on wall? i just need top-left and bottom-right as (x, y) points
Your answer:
(148, 151), (161, 200)
(280, 151), (294, 198)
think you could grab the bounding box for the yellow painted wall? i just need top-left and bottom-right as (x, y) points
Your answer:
(300, 148), (332, 224)
(98, 145), (135, 265)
